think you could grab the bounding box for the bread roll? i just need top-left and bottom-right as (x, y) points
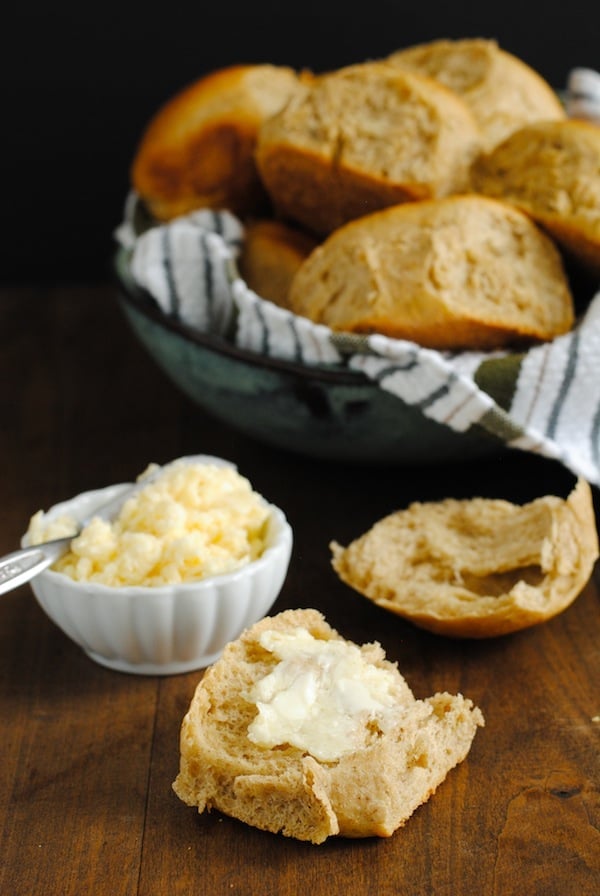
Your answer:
(173, 608), (484, 843)
(388, 38), (565, 149)
(331, 479), (598, 639)
(238, 219), (319, 307)
(288, 195), (574, 349)
(471, 119), (600, 276)
(131, 64), (301, 221)
(255, 62), (482, 237)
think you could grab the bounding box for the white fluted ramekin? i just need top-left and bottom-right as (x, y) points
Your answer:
(23, 481), (292, 675)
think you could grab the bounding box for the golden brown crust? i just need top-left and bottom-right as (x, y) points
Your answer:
(288, 195), (574, 350)
(388, 38), (565, 149)
(255, 62), (482, 237)
(331, 479), (599, 638)
(238, 219), (319, 307)
(131, 64), (301, 220)
(471, 119), (600, 276)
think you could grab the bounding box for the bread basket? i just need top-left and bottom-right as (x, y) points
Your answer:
(113, 204), (509, 466)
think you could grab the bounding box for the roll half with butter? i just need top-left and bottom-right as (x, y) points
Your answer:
(173, 608), (484, 843)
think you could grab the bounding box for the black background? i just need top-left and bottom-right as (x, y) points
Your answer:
(4, 1), (599, 282)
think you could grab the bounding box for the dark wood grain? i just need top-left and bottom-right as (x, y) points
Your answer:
(1, 285), (599, 896)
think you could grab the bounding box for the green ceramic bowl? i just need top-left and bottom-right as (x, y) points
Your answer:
(113, 249), (503, 464)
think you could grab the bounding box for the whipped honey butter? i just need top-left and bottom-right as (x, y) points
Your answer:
(27, 461), (270, 587)
(246, 627), (401, 762)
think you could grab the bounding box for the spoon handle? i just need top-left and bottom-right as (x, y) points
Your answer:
(0, 537), (74, 596)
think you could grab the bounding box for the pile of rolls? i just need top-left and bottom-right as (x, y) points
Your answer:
(131, 39), (600, 351)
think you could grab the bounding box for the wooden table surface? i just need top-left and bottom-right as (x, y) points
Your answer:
(2, 284), (599, 896)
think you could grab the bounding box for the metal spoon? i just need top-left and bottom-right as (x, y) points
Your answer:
(0, 536), (78, 595)
(0, 482), (138, 596)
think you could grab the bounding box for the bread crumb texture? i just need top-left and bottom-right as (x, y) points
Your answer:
(288, 195), (574, 349)
(256, 62), (482, 236)
(331, 479), (598, 638)
(173, 608), (484, 843)
(387, 38), (565, 150)
(471, 120), (600, 276)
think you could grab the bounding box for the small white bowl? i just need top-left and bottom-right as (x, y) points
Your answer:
(23, 480), (293, 675)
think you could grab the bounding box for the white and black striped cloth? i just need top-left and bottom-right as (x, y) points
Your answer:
(565, 67), (600, 122)
(116, 69), (600, 485)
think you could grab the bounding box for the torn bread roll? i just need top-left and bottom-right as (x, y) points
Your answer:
(471, 119), (600, 277)
(256, 61), (482, 237)
(387, 38), (565, 150)
(331, 480), (598, 638)
(288, 195), (574, 350)
(173, 608), (484, 843)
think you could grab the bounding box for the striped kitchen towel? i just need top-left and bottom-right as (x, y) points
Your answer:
(117, 194), (600, 486)
(565, 67), (600, 122)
